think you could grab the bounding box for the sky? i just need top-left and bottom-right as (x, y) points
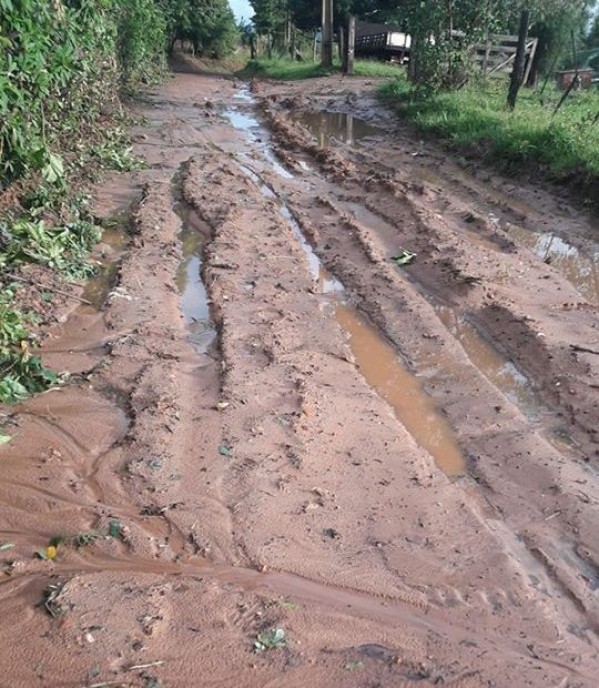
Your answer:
(229, 0), (254, 22)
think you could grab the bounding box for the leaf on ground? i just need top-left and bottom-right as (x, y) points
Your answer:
(0, 542), (14, 551)
(218, 445), (232, 457)
(344, 661), (365, 671)
(254, 627), (286, 652)
(108, 519), (122, 538)
(42, 153), (64, 184)
(392, 250), (416, 266)
(36, 545), (57, 561)
(0, 433), (12, 445)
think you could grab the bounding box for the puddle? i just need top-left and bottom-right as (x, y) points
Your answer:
(546, 427), (581, 458)
(435, 306), (541, 420)
(175, 204), (216, 354)
(333, 197), (545, 425)
(81, 225), (127, 310)
(279, 205), (344, 294)
(239, 162), (465, 475)
(503, 223), (599, 305)
(233, 88), (253, 102)
(291, 111), (380, 148)
(223, 89), (293, 180)
(336, 305), (466, 477)
(417, 166), (599, 305)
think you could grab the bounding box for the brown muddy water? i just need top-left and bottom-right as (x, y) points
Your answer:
(291, 111), (380, 148)
(434, 305), (541, 420)
(234, 147), (467, 476)
(336, 305), (467, 476)
(81, 225), (127, 309)
(228, 85), (596, 478)
(39, 224), (128, 369)
(334, 196), (546, 429)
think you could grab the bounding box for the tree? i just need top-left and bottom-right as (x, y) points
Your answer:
(401, 0), (506, 89)
(507, 8), (530, 108)
(162, 0), (238, 57)
(589, 13), (599, 46)
(249, 0), (290, 56)
(526, 0), (595, 83)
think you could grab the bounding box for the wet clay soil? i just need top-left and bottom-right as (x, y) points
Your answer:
(0, 57), (598, 687)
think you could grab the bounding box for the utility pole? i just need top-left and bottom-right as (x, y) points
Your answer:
(321, 0), (333, 68)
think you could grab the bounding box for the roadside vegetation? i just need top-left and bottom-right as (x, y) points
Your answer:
(246, 0), (599, 198)
(379, 76), (599, 185)
(0, 0), (237, 404)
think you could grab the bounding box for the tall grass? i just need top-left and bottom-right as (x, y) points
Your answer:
(379, 77), (599, 179)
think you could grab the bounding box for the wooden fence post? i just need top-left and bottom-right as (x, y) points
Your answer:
(346, 16), (355, 75)
(507, 9), (530, 110)
(321, 0), (333, 67)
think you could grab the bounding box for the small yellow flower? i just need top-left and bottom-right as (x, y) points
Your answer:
(45, 545), (57, 560)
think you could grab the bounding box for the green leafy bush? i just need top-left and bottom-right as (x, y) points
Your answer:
(0, 288), (59, 404)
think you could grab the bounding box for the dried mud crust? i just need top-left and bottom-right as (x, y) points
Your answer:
(0, 63), (597, 687)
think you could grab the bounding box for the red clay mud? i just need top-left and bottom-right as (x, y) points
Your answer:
(0, 59), (597, 687)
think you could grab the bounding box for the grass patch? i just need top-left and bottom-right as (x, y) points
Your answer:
(379, 76), (599, 188)
(352, 60), (405, 78)
(238, 57), (335, 80)
(239, 57), (404, 80)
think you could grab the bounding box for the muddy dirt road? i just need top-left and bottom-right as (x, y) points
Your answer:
(0, 59), (598, 687)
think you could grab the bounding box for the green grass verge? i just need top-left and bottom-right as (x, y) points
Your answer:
(238, 57), (403, 80)
(379, 75), (599, 184)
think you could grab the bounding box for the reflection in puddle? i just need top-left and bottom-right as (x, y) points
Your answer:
(81, 225), (128, 310)
(418, 166), (599, 304)
(435, 306), (541, 420)
(336, 305), (466, 477)
(291, 111), (379, 148)
(504, 223), (599, 304)
(224, 90), (293, 180)
(279, 205), (344, 294)
(175, 206), (216, 354)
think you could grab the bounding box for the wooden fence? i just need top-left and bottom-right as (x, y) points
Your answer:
(476, 34), (538, 80)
